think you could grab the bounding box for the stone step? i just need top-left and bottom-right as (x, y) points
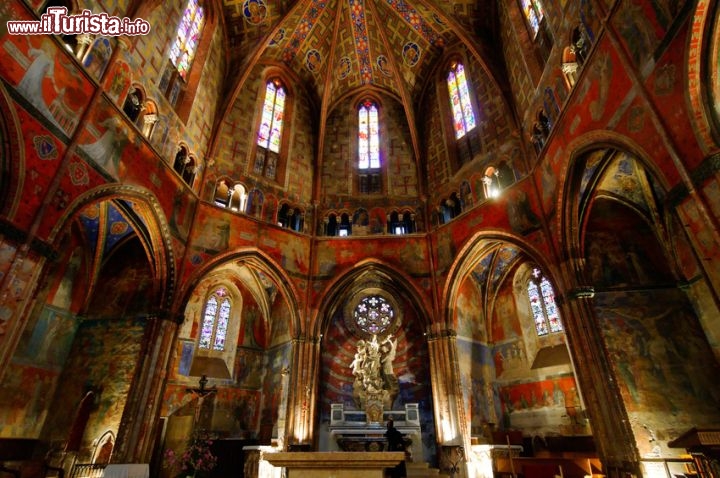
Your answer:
(405, 461), (450, 477)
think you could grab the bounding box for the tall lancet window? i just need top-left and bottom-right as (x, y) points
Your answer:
(447, 62), (477, 139)
(358, 99), (382, 193)
(170, 0), (205, 80)
(200, 287), (231, 351)
(527, 267), (563, 336)
(358, 100), (380, 169)
(258, 79), (286, 154)
(254, 78), (286, 180)
(519, 0), (544, 38)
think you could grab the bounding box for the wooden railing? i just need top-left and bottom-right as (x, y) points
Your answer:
(69, 464), (106, 478)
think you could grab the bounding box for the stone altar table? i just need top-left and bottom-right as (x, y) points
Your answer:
(263, 451), (405, 478)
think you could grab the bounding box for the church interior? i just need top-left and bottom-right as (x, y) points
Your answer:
(1, 0), (720, 477)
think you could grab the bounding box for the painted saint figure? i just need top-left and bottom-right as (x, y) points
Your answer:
(15, 38), (68, 131)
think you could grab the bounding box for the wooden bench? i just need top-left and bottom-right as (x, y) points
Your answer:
(494, 456), (602, 478)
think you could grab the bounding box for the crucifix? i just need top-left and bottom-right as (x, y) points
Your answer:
(186, 375), (217, 426)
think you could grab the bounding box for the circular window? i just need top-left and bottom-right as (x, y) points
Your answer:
(353, 295), (394, 335)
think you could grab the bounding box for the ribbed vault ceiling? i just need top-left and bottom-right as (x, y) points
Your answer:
(222, 0), (499, 112)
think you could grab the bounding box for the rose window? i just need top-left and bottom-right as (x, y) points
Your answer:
(354, 295), (394, 335)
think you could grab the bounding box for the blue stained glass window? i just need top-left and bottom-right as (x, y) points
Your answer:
(170, 0), (204, 80)
(199, 287), (231, 351)
(358, 100), (380, 169)
(540, 277), (563, 333)
(258, 80), (286, 154)
(447, 62), (477, 139)
(520, 0), (544, 38)
(528, 268), (563, 336)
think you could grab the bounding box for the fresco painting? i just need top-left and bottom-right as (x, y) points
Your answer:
(269, 305), (291, 346)
(211, 388), (261, 436)
(178, 340), (194, 376)
(0, 31), (92, 138)
(105, 59), (132, 105)
(499, 375), (579, 427)
(42, 318), (146, 444)
(595, 290), (720, 454)
(268, 232), (309, 276)
(9, 107), (69, 231)
(0, 365), (57, 438)
(86, 244), (155, 318)
(162, 383), (196, 417)
(15, 305), (77, 368)
(235, 347), (264, 389)
(76, 98), (136, 181)
(240, 302), (265, 348)
(0, 251), (41, 326)
(0, 241), (17, 286)
(491, 292), (520, 343)
(47, 246), (83, 310)
(455, 278), (485, 342)
(193, 212), (231, 254)
(614, 0), (689, 67)
(82, 37), (113, 82)
(259, 344), (291, 442)
(456, 339), (497, 434)
(33, 149), (111, 241)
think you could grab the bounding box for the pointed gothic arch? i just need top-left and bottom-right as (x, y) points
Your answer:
(46, 184), (178, 311)
(0, 83), (24, 219)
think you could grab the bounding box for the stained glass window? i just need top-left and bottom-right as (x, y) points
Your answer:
(257, 79), (286, 154)
(358, 100), (380, 170)
(199, 287), (230, 351)
(520, 0), (544, 38)
(170, 0), (204, 80)
(447, 62), (477, 139)
(528, 267), (563, 336)
(354, 295), (394, 335)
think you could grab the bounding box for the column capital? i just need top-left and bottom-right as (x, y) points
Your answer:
(567, 286), (595, 300)
(426, 329), (457, 341)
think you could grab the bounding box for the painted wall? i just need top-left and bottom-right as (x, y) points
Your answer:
(41, 317), (146, 458)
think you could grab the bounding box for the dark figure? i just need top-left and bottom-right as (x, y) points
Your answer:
(385, 420), (407, 478)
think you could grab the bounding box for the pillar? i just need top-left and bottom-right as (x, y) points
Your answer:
(113, 312), (179, 463)
(284, 335), (321, 449)
(427, 328), (471, 477)
(561, 285), (640, 476)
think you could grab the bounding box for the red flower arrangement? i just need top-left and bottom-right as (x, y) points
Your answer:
(164, 433), (218, 477)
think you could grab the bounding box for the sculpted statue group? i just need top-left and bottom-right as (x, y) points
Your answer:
(350, 334), (399, 419)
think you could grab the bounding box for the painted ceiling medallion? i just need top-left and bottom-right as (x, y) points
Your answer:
(403, 42), (421, 67)
(338, 56), (352, 79)
(243, 0), (267, 25)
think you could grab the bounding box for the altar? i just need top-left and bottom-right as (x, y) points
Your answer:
(319, 334), (424, 461)
(263, 451), (405, 478)
(327, 403), (423, 462)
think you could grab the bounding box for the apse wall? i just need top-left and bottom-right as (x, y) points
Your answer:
(317, 293), (436, 461)
(210, 62), (316, 205)
(420, 43), (520, 203)
(319, 92), (420, 203)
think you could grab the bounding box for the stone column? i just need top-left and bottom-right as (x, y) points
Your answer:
(427, 328), (471, 476)
(142, 113), (158, 138)
(284, 335), (320, 449)
(560, 285), (640, 476)
(113, 312), (179, 463)
(75, 34), (94, 61)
